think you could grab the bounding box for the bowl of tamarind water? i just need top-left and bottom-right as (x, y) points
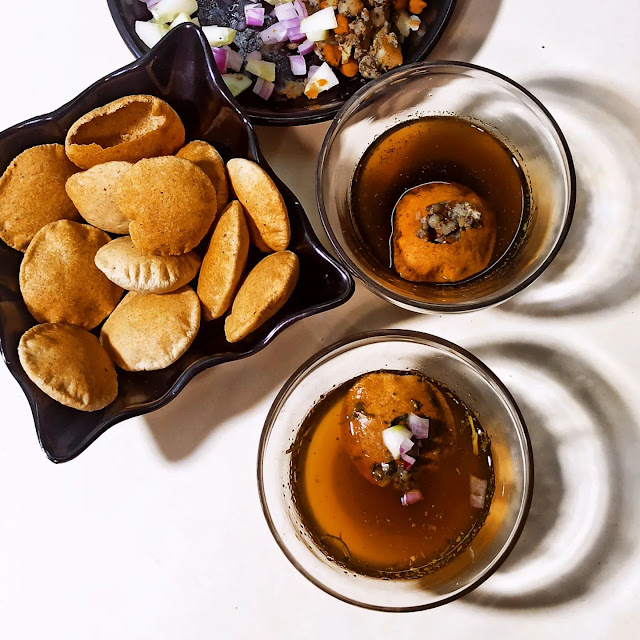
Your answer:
(317, 61), (576, 313)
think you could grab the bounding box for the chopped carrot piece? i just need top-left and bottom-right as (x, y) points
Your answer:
(394, 0), (408, 9)
(334, 15), (349, 35)
(409, 0), (427, 13)
(340, 59), (359, 77)
(320, 0), (328, 7)
(323, 43), (341, 67)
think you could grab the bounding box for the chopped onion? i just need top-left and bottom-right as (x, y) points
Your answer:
(293, 0), (308, 19)
(253, 77), (275, 100)
(306, 64), (320, 82)
(246, 50), (262, 61)
(401, 489), (423, 507)
(222, 73), (252, 97)
(211, 46), (228, 73)
(300, 7), (337, 34)
(224, 46), (244, 72)
(260, 22), (289, 45)
(288, 31), (306, 44)
(245, 59), (276, 82)
(407, 413), (430, 439)
(169, 12), (199, 28)
(381, 424), (413, 460)
(470, 475), (487, 509)
(298, 39), (315, 56)
(202, 26), (237, 47)
(140, 0), (161, 8)
(280, 17), (301, 32)
(135, 21), (170, 48)
(305, 29), (328, 42)
(288, 54), (307, 76)
(150, 0), (198, 24)
(244, 3), (265, 28)
(274, 3), (298, 21)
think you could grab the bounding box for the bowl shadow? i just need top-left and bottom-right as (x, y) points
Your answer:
(144, 287), (415, 461)
(461, 340), (640, 609)
(500, 77), (640, 317)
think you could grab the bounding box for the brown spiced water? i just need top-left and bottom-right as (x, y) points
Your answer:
(350, 116), (528, 278)
(290, 371), (495, 578)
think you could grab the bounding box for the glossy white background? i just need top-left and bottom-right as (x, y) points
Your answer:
(1, 1), (639, 638)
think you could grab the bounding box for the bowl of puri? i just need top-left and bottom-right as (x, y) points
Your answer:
(318, 61), (576, 312)
(0, 26), (353, 463)
(258, 330), (533, 610)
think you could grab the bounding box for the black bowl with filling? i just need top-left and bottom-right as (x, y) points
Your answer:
(0, 25), (354, 463)
(107, 0), (457, 126)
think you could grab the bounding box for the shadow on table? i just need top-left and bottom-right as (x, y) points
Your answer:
(143, 288), (415, 461)
(429, 0), (503, 62)
(499, 77), (640, 317)
(463, 340), (640, 609)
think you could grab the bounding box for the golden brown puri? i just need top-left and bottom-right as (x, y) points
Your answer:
(19, 323), (118, 411)
(224, 251), (299, 343)
(340, 372), (456, 483)
(177, 140), (229, 216)
(198, 201), (249, 321)
(226, 158), (290, 252)
(115, 156), (217, 256)
(95, 236), (201, 293)
(65, 161), (132, 234)
(65, 95), (185, 169)
(0, 144), (81, 252)
(393, 182), (497, 283)
(100, 286), (201, 371)
(19, 220), (123, 330)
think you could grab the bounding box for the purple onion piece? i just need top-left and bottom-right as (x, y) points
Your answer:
(407, 413), (430, 439)
(470, 474), (487, 509)
(401, 489), (423, 507)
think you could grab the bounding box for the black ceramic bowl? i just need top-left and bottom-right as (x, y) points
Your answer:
(0, 25), (354, 463)
(107, 0), (457, 125)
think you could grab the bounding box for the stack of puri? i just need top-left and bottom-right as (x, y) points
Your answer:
(0, 95), (299, 412)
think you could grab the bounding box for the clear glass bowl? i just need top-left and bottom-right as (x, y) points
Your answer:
(258, 331), (533, 611)
(317, 62), (576, 313)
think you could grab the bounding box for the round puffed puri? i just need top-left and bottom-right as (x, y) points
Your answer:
(0, 144), (81, 251)
(100, 286), (201, 371)
(65, 95), (185, 169)
(19, 220), (124, 330)
(224, 251), (299, 343)
(65, 161), (132, 234)
(95, 236), (201, 293)
(19, 323), (118, 412)
(177, 140), (229, 215)
(198, 201), (249, 321)
(226, 158), (290, 252)
(115, 156), (217, 256)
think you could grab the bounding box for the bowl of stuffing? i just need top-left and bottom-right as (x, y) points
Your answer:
(108, 0), (457, 125)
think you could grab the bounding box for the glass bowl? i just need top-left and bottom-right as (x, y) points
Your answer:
(258, 330), (533, 611)
(317, 62), (576, 313)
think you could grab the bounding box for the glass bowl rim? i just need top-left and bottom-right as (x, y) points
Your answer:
(315, 60), (577, 314)
(257, 328), (535, 611)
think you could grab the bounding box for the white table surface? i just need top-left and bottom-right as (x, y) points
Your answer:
(1, 1), (639, 638)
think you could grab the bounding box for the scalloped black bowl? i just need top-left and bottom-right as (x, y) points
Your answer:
(107, 0), (457, 126)
(0, 25), (354, 463)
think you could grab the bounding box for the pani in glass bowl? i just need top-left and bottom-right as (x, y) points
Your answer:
(258, 331), (533, 611)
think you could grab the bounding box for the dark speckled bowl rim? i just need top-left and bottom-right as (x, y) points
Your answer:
(316, 60), (577, 313)
(106, 0), (458, 126)
(257, 329), (534, 611)
(0, 25), (355, 462)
